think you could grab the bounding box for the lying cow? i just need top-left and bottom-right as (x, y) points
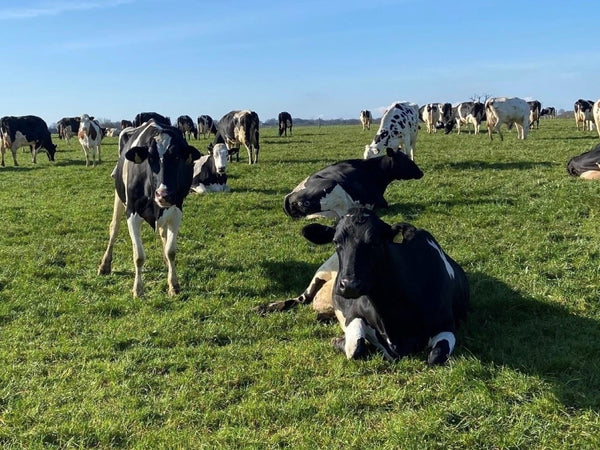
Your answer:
(567, 143), (600, 179)
(289, 208), (470, 364)
(364, 101), (419, 160)
(485, 97), (530, 141)
(98, 119), (201, 297)
(190, 143), (233, 193)
(0, 115), (57, 166)
(78, 114), (102, 167)
(283, 148), (423, 219)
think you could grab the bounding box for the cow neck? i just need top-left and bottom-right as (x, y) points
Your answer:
(369, 156), (395, 189)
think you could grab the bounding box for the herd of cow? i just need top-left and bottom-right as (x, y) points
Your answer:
(2, 96), (600, 366)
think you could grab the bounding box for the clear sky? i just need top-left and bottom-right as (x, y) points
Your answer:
(1, 0), (598, 125)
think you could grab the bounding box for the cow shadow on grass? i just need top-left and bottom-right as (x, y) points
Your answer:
(430, 160), (555, 171)
(462, 272), (600, 410)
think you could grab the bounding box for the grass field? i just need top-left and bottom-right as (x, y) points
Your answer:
(1, 119), (600, 448)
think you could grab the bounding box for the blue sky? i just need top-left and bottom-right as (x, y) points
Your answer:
(1, 0), (598, 125)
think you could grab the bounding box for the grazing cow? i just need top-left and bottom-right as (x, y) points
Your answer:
(78, 114), (102, 167)
(177, 115), (198, 140)
(133, 112), (171, 127)
(121, 119), (133, 129)
(527, 100), (542, 129)
(359, 110), (372, 131)
(299, 208), (469, 364)
(97, 119), (202, 297)
(574, 99), (595, 131)
(443, 102), (486, 135)
(57, 116), (81, 146)
(567, 143), (600, 179)
(485, 97), (530, 141)
(284, 148), (423, 219)
(0, 115), (57, 166)
(364, 101), (419, 160)
(540, 107), (556, 119)
(197, 115), (217, 138)
(419, 103), (442, 134)
(190, 143), (233, 193)
(214, 110), (260, 164)
(278, 111), (293, 136)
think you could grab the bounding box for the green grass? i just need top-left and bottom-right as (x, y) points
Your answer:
(1, 119), (600, 448)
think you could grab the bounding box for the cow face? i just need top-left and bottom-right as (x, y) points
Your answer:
(125, 132), (201, 208)
(211, 143), (229, 174)
(302, 208), (399, 299)
(283, 177), (336, 219)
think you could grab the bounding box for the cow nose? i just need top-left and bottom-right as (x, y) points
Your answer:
(337, 278), (361, 299)
(154, 186), (172, 207)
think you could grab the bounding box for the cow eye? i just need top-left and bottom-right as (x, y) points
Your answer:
(302, 201), (311, 207)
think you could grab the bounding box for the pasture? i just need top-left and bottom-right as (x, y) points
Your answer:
(1, 119), (600, 447)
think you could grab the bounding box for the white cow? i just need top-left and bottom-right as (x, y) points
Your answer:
(364, 101), (419, 160)
(78, 114), (102, 166)
(593, 100), (600, 139)
(484, 97), (530, 141)
(420, 103), (441, 134)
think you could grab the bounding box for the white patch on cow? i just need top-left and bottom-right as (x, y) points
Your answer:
(154, 132), (172, 158)
(426, 238), (455, 279)
(318, 184), (362, 219)
(428, 331), (456, 355)
(212, 143), (229, 173)
(344, 318), (367, 358)
(364, 101), (419, 160)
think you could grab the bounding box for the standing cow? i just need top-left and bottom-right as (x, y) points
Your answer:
(197, 115), (217, 138)
(359, 110), (372, 131)
(485, 97), (530, 141)
(527, 100), (542, 129)
(57, 116), (81, 147)
(574, 99), (595, 131)
(278, 112), (293, 137)
(593, 100), (600, 139)
(0, 115), (57, 166)
(443, 102), (486, 135)
(540, 107), (556, 119)
(177, 115), (198, 140)
(78, 114), (102, 167)
(133, 112), (171, 127)
(214, 110), (260, 164)
(364, 101), (419, 160)
(98, 119), (202, 297)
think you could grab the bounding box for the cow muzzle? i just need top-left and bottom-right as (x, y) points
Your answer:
(336, 278), (362, 299)
(154, 186), (173, 208)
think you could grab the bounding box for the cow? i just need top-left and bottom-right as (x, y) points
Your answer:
(419, 103), (441, 134)
(484, 97), (530, 141)
(278, 111), (293, 137)
(57, 116), (81, 146)
(574, 99), (595, 131)
(283, 148), (423, 220)
(364, 101), (419, 160)
(121, 119), (133, 129)
(97, 119), (202, 297)
(443, 102), (486, 135)
(105, 128), (119, 137)
(527, 100), (542, 129)
(133, 112), (171, 127)
(190, 143), (232, 193)
(177, 115), (198, 140)
(593, 100), (600, 139)
(567, 143), (600, 179)
(294, 207), (470, 364)
(0, 115), (57, 167)
(540, 107), (556, 119)
(213, 110), (260, 164)
(78, 114), (102, 167)
(359, 110), (372, 131)
(197, 115), (217, 138)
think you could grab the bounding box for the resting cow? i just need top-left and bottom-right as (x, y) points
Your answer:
(0, 115), (57, 166)
(300, 207), (470, 364)
(567, 143), (600, 179)
(190, 143), (232, 193)
(283, 148), (423, 219)
(98, 119), (201, 297)
(364, 101), (419, 160)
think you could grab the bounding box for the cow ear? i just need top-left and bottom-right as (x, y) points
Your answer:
(301, 223), (335, 245)
(125, 146), (149, 164)
(390, 222), (417, 243)
(186, 146), (202, 164)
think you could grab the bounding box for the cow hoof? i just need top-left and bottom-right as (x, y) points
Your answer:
(169, 284), (180, 296)
(97, 264), (111, 275)
(427, 340), (450, 365)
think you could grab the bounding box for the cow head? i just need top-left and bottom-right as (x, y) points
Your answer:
(302, 207), (404, 298)
(382, 148), (424, 181)
(211, 143), (229, 174)
(125, 130), (201, 208)
(283, 177), (329, 219)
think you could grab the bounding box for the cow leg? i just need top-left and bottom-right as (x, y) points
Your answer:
(157, 206), (182, 296)
(427, 331), (456, 365)
(342, 318), (370, 359)
(97, 143), (101, 165)
(31, 146), (38, 164)
(10, 145), (19, 166)
(126, 213), (146, 297)
(98, 193), (125, 276)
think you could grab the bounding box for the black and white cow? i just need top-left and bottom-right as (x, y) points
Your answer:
(443, 102), (486, 135)
(419, 103), (442, 134)
(177, 115), (198, 140)
(485, 97), (530, 141)
(364, 101), (419, 160)
(57, 116), (81, 146)
(299, 207), (469, 364)
(133, 112), (171, 127)
(540, 107), (556, 119)
(97, 119), (202, 297)
(283, 148), (423, 219)
(567, 143), (600, 179)
(278, 111), (293, 137)
(0, 115), (57, 166)
(190, 143), (233, 193)
(359, 110), (372, 131)
(197, 115), (217, 138)
(78, 114), (102, 167)
(214, 110), (260, 164)
(121, 119), (133, 129)
(574, 99), (594, 131)
(527, 100), (542, 129)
